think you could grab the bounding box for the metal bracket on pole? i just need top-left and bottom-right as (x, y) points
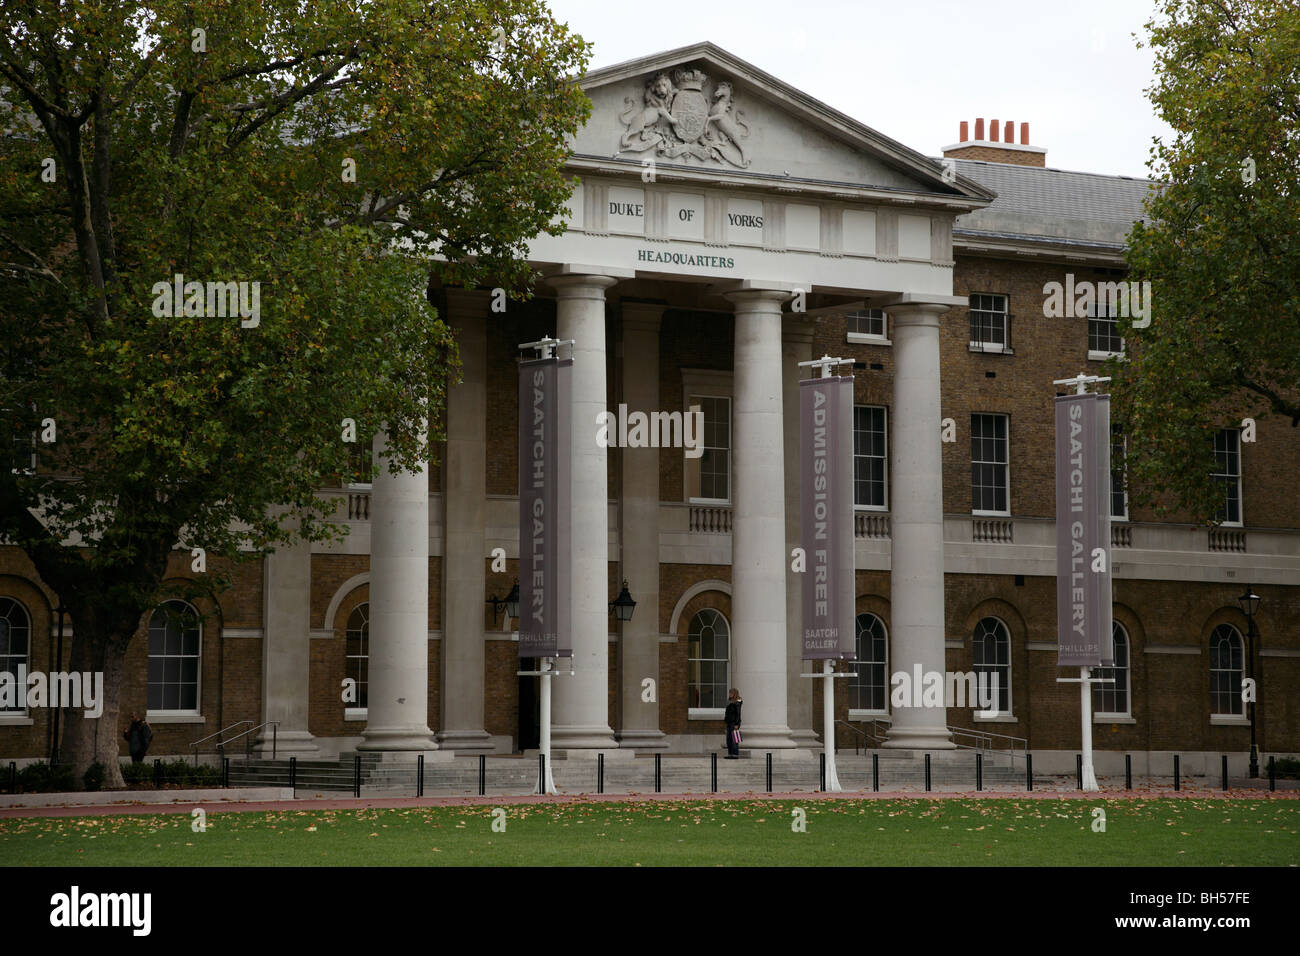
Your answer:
(798, 354), (855, 379)
(515, 657), (574, 795)
(802, 662), (855, 793)
(1052, 371), (1111, 396)
(518, 335), (575, 361)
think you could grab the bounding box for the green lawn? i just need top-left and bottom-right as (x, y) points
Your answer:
(2, 798), (1297, 866)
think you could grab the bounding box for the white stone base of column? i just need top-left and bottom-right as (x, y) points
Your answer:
(738, 726), (798, 749)
(355, 727), (440, 752)
(551, 726), (620, 750)
(340, 748), (455, 765)
(880, 726), (957, 749)
(252, 729), (318, 757)
(617, 729), (670, 750)
(789, 729), (822, 749)
(436, 729), (494, 752)
(552, 747), (637, 761)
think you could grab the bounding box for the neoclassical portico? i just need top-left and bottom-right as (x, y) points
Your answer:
(325, 41), (993, 757)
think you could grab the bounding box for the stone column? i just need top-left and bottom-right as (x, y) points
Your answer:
(724, 285), (796, 749)
(438, 289), (492, 751)
(782, 319), (819, 748)
(545, 268), (629, 749)
(255, 512), (319, 756)
(359, 427), (438, 751)
(880, 294), (965, 750)
(617, 302), (668, 750)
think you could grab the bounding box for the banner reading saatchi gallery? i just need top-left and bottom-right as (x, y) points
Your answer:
(801, 374), (855, 660)
(1054, 392), (1113, 666)
(518, 355), (572, 658)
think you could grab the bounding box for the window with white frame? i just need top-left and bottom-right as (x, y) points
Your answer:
(0, 598), (30, 714)
(969, 293), (1009, 351)
(971, 413), (1009, 515)
(687, 608), (730, 710)
(853, 405), (888, 510)
(1088, 297), (1125, 358)
(846, 309), (888, 343)
(972, 617), (1011, 715)
(1210, 624), (1244, 716)
(849, 613), (888, 713)
(686, 395), (730, 503)
(345, 603), (369, 712)
(1212, 428), (1242, 525)
(1110, 427), (1128, 521)
(346, 442), (374, 489)
(147, 601), (201, 714)
(1093, 622), (1130, 717)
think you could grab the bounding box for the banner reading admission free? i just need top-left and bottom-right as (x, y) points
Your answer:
(518, 357), (572, 658)
(1054, 393), (1113, 667)
(800, 375), (855, 660)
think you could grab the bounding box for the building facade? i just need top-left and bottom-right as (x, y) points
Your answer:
(3, 43), (1297, 773)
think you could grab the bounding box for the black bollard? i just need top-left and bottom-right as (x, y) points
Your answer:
(1173, 754), (1180, 791)
(1076, 754), (1083, 790)
(1125, 753), (1132, 790)
(598, 753), (604, 795)
(1026, 753), (1033, 792)
(290, 756), (297, 796)
(479, 753), (486, 796)
(222, 757), (229, 789)
(820, 752), (826, 792)
(711, 752), (717, 793)
(153, 758), (162, 789)
(766, 752), (772, 793)
(417, 754), (424, 798)
(655, 752), (661, 794)
(924, 753), (931, 792)
(976, 753), (983, 792)
(1221, 754), (1228, 791)
(354, 754), (361, 798)
(872, 752), (879, 792)
(1269, 755), (1276, 792)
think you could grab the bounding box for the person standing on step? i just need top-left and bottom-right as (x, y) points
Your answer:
(124, 712), (153, 764)
(724, 688), (742, 758)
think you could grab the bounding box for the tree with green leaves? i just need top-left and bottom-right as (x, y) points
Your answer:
(0, 0), (590, 787)
(1112, 0), (1299, 522)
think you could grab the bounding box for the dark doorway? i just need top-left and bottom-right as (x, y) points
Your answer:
(517, 658), (540, 752)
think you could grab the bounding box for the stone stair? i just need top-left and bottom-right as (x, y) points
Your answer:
(224, 748), (1036, 795)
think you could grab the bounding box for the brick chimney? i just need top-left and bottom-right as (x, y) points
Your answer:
(942, 118), (1046, 167)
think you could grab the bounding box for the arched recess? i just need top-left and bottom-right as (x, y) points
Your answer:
(668, 579), (731, 637)
(322, 573), (371, 637)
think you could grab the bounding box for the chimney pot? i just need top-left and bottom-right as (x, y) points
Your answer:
(1004, 120), (1014, 143)
(1020, 121), (1030, 145)
(974, 118), (984, 140)
(960, 120), (969, 141)
(989, 118), (999, 142)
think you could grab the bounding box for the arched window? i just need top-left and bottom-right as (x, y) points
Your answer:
(687, 608), (730, 710)
(1210, 624), (1244, 716)
(0, 598), (31, 714)
(849, 613), (888, 713)
(345, 603), (369, 711)
(1093, 622), (1130, 717)
(972, 617), (1011, 715)
(147, 601), (201, 713)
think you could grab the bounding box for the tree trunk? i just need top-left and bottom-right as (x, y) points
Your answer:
(60, 631), (130, 790)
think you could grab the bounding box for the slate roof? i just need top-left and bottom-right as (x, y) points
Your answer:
(943, 157), (1159, 251)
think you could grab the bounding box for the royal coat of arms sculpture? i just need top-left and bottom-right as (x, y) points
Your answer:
(618, 68), (752, 168)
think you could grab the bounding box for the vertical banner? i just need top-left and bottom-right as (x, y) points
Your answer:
(800, 375), (855, 660)
(1055, 394), (1104, 666)
(555, 358), (573, 657)
(518, 357), (570, 658)
(1094, 395), (1113, 665)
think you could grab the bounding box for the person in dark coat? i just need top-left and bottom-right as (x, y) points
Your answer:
(123, 712), (152, 764)
(724, 689), (742, 758)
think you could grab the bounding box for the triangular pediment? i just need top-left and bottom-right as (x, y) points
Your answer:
(572, 42), (992, 207)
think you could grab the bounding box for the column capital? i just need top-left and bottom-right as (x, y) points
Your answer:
(542, 265), (632, 298)
(719, 281), (797, 309)
(877, 293), (967, 319)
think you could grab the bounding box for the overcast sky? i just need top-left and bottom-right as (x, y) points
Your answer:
(545, 0), (1173, 180)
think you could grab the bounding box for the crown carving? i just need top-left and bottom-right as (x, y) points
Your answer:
(674, 68), (706, 91)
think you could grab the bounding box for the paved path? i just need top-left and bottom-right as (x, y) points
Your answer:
(2, 783), (1296, 819)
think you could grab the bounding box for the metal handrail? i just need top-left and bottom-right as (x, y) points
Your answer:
(190, 720), (253, 766)
(948, 724), (1027, 767)
(216, 721), (280, 761)
(834, 720), (869, 755)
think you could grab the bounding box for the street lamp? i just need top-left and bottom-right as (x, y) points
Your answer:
(609, 581), (636, 623)
(486, 580), (520, 627)
(1237, 585), (1261, 778)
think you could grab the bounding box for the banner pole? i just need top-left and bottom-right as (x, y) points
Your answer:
(822, 660), (842, 792)
(538, 658), (556, 794)
(1080, 665), (1098, 791)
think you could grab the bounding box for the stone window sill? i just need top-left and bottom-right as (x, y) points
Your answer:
(1210, 714), (1249, 726)
(689, 708), (725, 720)
(146, 713), (206, 724)
(1094, 715), (1135, 724)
